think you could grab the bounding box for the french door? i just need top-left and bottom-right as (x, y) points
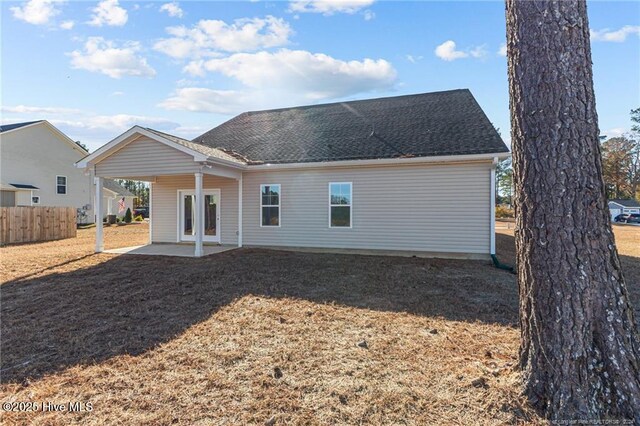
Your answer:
(178, 189), (220, 243)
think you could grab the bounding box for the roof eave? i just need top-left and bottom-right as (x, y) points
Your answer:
(245, 151), (511, 171)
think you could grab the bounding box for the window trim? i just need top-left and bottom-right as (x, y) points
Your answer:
(260, 183), (281, 228)
(328, 182), (352, 229)
(56, 175), (67, 195)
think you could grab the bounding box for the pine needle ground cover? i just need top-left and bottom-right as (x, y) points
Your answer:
(1, 224), (637, 425)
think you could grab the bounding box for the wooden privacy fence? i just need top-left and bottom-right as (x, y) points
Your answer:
(0, 206), (77, 245)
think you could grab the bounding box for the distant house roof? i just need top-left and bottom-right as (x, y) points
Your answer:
(9, 183), (39, 190)
(609, 199), (640, 208)
(103, 179), (135, 197)
(0, 121), (43, 133)
(192, 89), (509, 165)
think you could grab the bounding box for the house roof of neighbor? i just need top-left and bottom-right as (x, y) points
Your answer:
(103, 179), (135, 197)
(609, 199), (640, 208)
(191, 89), (509, 165)
(9, 183), (40, 190)
(0, 121), (43, 133)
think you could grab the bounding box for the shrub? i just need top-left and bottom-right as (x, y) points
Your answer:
(124, 208), (132, 223)
(134, 215), (144, 222)
(495, 205), (514, 218)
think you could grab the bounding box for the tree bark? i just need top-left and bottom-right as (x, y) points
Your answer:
(505, 0), (640, 421)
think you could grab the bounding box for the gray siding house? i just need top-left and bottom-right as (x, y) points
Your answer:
(77, 89), (510, 258)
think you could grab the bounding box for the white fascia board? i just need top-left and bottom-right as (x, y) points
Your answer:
(76, 126), (209, 169)
(245, 151), (511, 171)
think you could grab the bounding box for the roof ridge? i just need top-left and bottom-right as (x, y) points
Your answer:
(242, 89), (470, 115)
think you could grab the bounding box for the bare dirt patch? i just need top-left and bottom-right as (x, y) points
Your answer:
(1, 224), (637, 425)
(0, 223), (148, 282)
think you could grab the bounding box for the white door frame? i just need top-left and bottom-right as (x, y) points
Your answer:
(177, 189), (221, 243)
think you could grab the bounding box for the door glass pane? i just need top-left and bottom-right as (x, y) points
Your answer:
(204, 194), (217, 236)
(183, 194), (193, 236)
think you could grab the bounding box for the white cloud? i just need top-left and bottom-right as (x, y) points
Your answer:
(68, 37), (156, 79)
(160, 2), (183, 18)
(110, 91), (125, 96)
(1, 105), (81, 114)
(470, 44), (487, 58)
(10, 0), (63, 25)
(406, 54), (423, 63)
(60, 20), (74, 30)
(603, 128), (628, 138)
(2, 107), (180, 151)
(498, 43), (507, 57)
(289, 0), (374, 15)
(185, 49), (396, 100)
(163, 49), (397, 114)
(159, 88), (252, 115)
(154, 16), (292, 59)
(363, 9), (375, 21)
(58, 114), (177, 131)
(590, 25), (640, 42)
(88, 0), (128, 27)
(435, 40), (467, 61)
(434, 40), (487, 61)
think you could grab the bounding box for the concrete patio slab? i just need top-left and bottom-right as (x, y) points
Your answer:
(104, 244), (238, 257)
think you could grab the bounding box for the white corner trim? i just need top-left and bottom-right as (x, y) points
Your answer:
(490, 157), (497, 255)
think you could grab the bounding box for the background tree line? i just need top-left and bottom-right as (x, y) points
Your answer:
(495, 107), (640, 208)
(116, 179), (149, 207)
(600, 107), (640, 200)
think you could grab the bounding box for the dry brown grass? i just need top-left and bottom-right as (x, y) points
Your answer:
(1, 224), (637, 425)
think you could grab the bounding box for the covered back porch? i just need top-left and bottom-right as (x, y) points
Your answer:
(76, 127), (247, 257)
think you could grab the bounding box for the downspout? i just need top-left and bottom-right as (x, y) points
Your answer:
(490, 156), (514, 272)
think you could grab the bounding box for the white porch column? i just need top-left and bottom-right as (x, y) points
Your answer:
(107, 197), (113, 215)
(238, 174), (243, 247)
(194, 172), (204, 257)
(95, 176), (104, 253)
(148, 182), (153, 243)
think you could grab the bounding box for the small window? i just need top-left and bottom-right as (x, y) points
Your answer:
(329, 182), (352, 228)
(260, 184), (280, 227)
(56, 176), (67, 194)
(32, 196), (40, 205)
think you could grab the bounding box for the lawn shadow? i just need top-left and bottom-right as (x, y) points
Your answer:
(1, 246), (522, 384)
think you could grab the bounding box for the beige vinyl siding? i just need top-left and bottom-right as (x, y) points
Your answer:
(242, 162), (491, 254)
(95, 136), (200, 177)
(151, 174), (239, 244)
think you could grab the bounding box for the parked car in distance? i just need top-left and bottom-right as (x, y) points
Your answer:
(614, 213), (630, 222)
(626, 213), (640, 224)
(133, 206), (149, 218)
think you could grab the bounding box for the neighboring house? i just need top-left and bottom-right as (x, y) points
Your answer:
(77, 89), (510, 257)
(0, 120), (132, 223)
(102, 179), (136, 218)
(608, 199), (640, 220)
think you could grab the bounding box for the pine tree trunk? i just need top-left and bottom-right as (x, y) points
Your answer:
(505, 0), (640, 421)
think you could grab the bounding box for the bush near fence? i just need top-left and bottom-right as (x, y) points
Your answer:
(0, 206), (77, 245)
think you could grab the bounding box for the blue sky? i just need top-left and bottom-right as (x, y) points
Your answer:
(2, 0), (639, 151)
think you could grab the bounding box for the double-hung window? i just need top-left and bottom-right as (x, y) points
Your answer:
(329, 182), (352, 228)
(56, 176), (67, 194)
(260, 184), (280, 226)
